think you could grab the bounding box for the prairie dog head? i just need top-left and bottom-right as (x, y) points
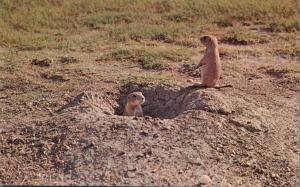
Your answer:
(200, 35), (218, 48)
(126, 92), (145, 107)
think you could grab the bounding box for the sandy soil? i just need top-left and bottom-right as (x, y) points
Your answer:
(0, 32), (299, 186)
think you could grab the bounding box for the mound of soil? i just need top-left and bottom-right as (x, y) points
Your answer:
(116, 85), (235, 119)
(1, 84), (298, 186)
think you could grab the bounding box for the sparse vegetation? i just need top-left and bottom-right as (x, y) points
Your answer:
(100, 48), (134, 61)
(99, 46), (190, 69)
(268, 18), (299, 32)
(260, 63), (300, 78)
(223, 27), (269, 45)
(273, 42), (299, 57)
(214, 17), (234, 27)
(120, 71), (178, 86)
(0, 0), (298, 49)
(219, 46), (264, 58)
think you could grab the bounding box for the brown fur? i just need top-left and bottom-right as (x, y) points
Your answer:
(196, 35), (221, 87)
(123, 92), (145, 117)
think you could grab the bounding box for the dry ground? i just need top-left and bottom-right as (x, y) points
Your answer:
(0, 0), (299, 186)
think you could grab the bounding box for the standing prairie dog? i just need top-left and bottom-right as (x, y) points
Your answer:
(191, 35), (232, 89)
(123, 92), (145, 117)
(196, 35), (221, 87)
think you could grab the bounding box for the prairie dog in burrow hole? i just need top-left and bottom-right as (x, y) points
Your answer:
(193, 35), (232, 89)
(123, 91), (145, 117)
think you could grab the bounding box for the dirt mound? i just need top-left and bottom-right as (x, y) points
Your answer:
(56, 85), (236, 120)
(116, 85), (235, 119)
(1, 84), (298, 186)
(56, 91), (117, 115)
(56, 85), (268, 136)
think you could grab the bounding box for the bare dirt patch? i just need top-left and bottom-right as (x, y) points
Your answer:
(0, 62), (299, 186)
(1, 81), (297, 186)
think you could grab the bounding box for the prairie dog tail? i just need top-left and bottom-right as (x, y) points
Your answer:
(214, 85), (233, 89)
(187, 83), (233, 90)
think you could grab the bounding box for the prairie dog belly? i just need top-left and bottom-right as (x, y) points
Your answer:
(134, 105), (143, 117)
(201, 63), (219, 86)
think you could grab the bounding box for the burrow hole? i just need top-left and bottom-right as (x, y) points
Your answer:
(114, 84), (229, 119)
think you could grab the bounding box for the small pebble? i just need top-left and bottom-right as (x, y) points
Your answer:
(126, 171), (135, 178)
(189, 127), (198, 132)
(271, 172), (279, 180)
(199, 175), (212, 184)
(162, 125), (171, 130)
(127, 164), (136, 171)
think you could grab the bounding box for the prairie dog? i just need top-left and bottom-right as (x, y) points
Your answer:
(123, 92), (145, 117)
(196, 35), (221, 87)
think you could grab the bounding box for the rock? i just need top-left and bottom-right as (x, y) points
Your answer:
(161, 125), (171, 130)
(199, 175), (212, 185)
(188, 157), (202, 166)
(126, 171), (135, 178)
(270, 172), (279, 180)
(127, 164), (136, 171)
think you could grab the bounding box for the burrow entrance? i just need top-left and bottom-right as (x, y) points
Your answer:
(115, 84), (234, 119)
(56, 84), (234, 119)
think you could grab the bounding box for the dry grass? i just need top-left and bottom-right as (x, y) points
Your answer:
(222, 27), (270, 45)
(120, 71), (180, 86)
(98, 46), (192, 70)
(0, 0), (299, 119)
(260, 63), (300, 77)
(0, 0), (298, 50)
(268, 18), (299, 32)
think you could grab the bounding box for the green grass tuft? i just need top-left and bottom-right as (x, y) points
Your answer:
(268, 18), (299, 32)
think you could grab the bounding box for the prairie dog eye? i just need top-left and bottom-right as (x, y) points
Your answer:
(132, 94), (137, 98)
(203, 36), (210, 42)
